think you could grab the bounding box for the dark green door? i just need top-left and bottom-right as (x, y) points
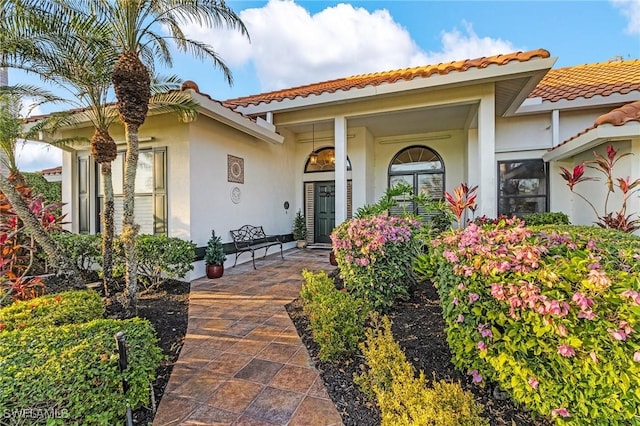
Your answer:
(314, 182), (335, 243)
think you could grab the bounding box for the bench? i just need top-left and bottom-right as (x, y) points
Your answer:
(229, 225), (283, 269)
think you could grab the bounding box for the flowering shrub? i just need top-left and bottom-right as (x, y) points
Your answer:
(417, 218), (640, 424)
(331, 213), (422, 311)
(559, 144), (640, 232)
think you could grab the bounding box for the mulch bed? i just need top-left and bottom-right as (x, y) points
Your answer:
(285, 276), (553, 426)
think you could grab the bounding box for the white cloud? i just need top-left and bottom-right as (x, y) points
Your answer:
(15, 141), (62, 172)
(612, 0), (640, 34)
(182, 0), (520, 92)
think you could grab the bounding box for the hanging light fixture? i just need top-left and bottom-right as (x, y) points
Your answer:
(309, 123), (318, 165)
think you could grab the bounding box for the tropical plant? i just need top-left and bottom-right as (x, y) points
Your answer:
(57, 0), (247, 316)
(444, 183), (478, 229)
(204, 230), (226, 266)
(559, 144), (640, 232)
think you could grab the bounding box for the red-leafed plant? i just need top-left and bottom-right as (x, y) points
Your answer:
(559, 145), (640, 232)
(444, 183), (478, 229)
(0, 185), (65, 302)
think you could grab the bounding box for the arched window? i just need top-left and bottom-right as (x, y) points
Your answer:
(304, 147), (352, 173)
(388, 146), (445, 214)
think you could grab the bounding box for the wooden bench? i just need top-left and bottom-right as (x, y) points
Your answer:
(229, 225), (283, 269)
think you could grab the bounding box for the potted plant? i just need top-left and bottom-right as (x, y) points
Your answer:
(292, 209), (308, 248)
(204, 230), (226, 279)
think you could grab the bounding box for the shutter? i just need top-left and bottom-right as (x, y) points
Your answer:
(78, 157), (89, 233)
(153, 147), (167, 235)
(305, 182), (314, 243)
(347, 180), (352, 219)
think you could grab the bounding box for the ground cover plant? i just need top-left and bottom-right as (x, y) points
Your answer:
(418, 217), (640, 424)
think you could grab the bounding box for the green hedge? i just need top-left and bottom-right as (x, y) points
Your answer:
(522, 212), (570, 226)
(417, 219), (640, 425)
(0, 317), (163, 425)
(49, 233), (101, 277)
(0, 290), (104, 332)
(300, 270), (371, 361)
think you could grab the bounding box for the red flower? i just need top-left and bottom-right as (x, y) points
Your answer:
(607, 144), (617, 162)
(559, 164), (595, 190)
(0, 323), (5, 331)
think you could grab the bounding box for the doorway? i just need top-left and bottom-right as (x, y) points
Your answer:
(314, 181), (335, 243)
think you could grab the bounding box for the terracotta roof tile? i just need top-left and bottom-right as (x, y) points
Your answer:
(223, 49), (551, 108)
(530, 60), (640, 102)
(40, 166), (62, 175)
(550, 100), (640, 150)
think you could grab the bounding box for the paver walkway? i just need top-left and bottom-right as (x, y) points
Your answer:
(153, 248), (344, 426)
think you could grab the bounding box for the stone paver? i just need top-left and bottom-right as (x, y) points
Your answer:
(153, 249), (343, 426)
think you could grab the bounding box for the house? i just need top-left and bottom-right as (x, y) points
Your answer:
(52, 49), (640, 277)
(39, 165), (62, 182)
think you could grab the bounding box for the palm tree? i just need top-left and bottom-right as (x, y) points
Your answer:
(2, 3), (200, 300)
(0, 85), (85, 288)
(91, 0), (248, 316)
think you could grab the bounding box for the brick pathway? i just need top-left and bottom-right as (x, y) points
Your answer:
(153, 248), (343, 426)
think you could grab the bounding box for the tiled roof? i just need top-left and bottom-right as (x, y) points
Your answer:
(529, 59), (640, 102)
(40, 166), (62, 175)
(550, 100), (640, 150)
(223, 49), (551, 108)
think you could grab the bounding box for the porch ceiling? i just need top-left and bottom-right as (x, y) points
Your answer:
(286, 103), (477, 138)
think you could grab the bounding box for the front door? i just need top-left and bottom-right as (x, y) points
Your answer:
(314, 182), (335, 243)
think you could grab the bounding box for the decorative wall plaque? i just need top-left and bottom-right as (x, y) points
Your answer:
(230, 186), (241, 204)
(227, 155), (244, 184)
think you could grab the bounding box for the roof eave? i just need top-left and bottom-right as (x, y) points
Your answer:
(234, 57), (558, 116)
(543, 122), (640, 161)
(192, 92), (284, 144)
(516, 92), (640, 115)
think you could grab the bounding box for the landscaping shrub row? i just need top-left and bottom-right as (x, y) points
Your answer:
(0, 291), (162, 425)
(48, 233), (196, 288)
(417, 218), (640, 425)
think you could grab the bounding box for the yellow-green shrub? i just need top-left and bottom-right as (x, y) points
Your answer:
(356, 315), (488, 426)
(300, 270), (370, 361)
(0, 290), (104, 332)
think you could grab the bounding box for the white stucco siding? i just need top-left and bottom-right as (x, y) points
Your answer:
(496, 115), (553, 152)
(557, 109), (612, 144)
(188, 118), (296, 251)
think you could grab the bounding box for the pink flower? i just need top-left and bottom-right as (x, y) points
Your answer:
(528, 377), (539, 389)
(590, 352), (598, 363)
(477, 341), (486, 351)
(558, 345), (575, 357)
(469, 369), (483, 383)
(456, 314), (464, 323)
(490, 283), (506, 300)
(556, 324), (568, 337)
(457, 283), (466, 291)
(443, 250), (459, 263)
(551, 407), (570, 418)
(452, 297), (459, 306)
(469, 293), (480, 304)
(634, 351), (640, 363)
(578, 309), (596, 320)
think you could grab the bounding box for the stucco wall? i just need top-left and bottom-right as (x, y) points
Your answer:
(188, 117), (297, 250)
(496, 115), (553, 152)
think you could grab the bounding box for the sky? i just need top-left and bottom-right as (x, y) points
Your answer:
(8, 0), (640, 172)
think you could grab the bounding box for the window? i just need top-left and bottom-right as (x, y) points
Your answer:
(388, 146), (445, 216)
(304, 147), (352, 173)
(94, 148), (167, 235)
(498, 160), (548, 217)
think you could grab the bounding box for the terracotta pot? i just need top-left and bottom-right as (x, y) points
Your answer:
(206, 264), (224, 279)
(296, 240), (308, 249)
(329, 251), (338, 266)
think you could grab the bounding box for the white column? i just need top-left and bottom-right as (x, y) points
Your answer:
(335, 116), (348, 225)
(478, 86), (497, 217)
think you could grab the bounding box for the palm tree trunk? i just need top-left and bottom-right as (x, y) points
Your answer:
(100, 162), (115, 296)
(0, 172), (84, 288)
(122, 122), (139, 317)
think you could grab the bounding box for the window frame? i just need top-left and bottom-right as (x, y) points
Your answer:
(497, 159), (549, 217)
